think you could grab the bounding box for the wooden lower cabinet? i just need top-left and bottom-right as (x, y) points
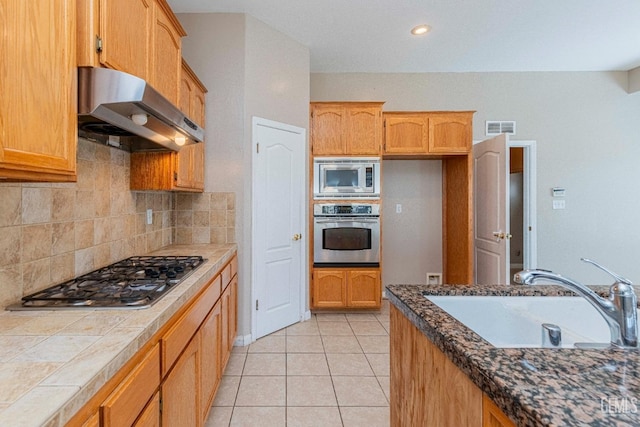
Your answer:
(200, 300), (222, 421)
(69, 254), (238, 427)
(134, 392), (160, 427)
(161, 334), (200, 427)
(390, 305), (515, 426)
(101, 344), (160, 427)
(312, 268), (380, 309)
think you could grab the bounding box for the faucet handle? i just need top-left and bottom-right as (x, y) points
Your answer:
(581, 258), (633, 286)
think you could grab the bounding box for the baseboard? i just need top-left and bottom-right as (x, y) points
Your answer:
(303, 310), (311, 321)
(233, 334), (252, 347)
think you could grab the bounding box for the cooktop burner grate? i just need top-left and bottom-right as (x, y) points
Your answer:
(13, 255), (206, 310)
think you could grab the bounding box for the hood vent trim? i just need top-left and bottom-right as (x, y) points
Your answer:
(78, 67), (204, 152)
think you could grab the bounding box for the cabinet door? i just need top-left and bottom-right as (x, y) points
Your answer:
(200, 301), (222, 422)
(346, 107), (382, 155)
(102, 344), (161, 427)
(428, 112), (472, 154)
(134, 392), (160, 427)
(0, 0), (76, 181)
(99, 0), (152, 79)
(162, 334), (200, 427)
(220, 285), (231, 367)
(174, 146), (194, 189)
(383, 114), (429, 155)
(151, 1), (182, 106)
(229, 275), (238, 349)
(311, 106), (346, 155)
(347, 270), (381, 308)
(312, 270), (347, 308)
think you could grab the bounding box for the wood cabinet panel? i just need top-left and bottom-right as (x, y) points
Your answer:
(428, 112), (473, 154)
(313, 270), (348, 308)
(161, 334), (200, 427)
(312, 269), (381, 309)
(101, 343), (160, 427)
(383, 113), (429, 155)
(311, 105), (345, 155)
(383, 111), (473, 156)
(200, 301), (222, 422)
(483, 394), (516, 427)
(161, 273), (221, 375)
(99, 0), (152, 79)
(347, 270), (381, 308)
(311, 102), (383, 156)
(134, 392), (160, 427)
(0, 0), (77, 181)
(390, 305), (482, 426)
(150, 0), (183, 106)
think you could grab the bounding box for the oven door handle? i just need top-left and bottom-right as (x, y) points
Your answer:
(314, 218), (380, 224)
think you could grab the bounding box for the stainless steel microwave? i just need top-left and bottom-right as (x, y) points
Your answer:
(313, 157), (380, 199)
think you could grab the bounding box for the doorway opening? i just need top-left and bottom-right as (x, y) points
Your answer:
(509, 141), (537, 283)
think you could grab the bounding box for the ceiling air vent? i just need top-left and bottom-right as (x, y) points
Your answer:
(485, 121), (516, 136)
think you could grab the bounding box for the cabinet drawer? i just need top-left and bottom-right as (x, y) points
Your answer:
(161, 274), (221, 374)
(101, 343), (160, 427)
(231, 255), (238, 278)
(221, 261), (232, 290)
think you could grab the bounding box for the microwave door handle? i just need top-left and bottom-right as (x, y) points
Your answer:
(314, 218), (379, 224)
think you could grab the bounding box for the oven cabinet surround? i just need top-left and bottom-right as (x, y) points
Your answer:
(310, 102), (385, 156)
(70, 253), (238, 427)
(383, 111), (474, 156)
(312, 269), (381, 309)
(130, 60), (207, 192)
(77, 0), (185, 106)
(0, 0), (77, 182)
(390, 305), (515, 427)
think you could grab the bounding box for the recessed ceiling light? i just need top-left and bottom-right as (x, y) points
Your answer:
(411, 25), (431, 36)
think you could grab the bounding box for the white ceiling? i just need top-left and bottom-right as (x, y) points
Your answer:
(167, 0), (640, 73)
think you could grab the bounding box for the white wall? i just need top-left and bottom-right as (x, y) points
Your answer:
(312, 72), (640, 285)
(179, 13), (310, 339)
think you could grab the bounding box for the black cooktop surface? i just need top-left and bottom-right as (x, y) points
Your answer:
(12, 255), (206, 310)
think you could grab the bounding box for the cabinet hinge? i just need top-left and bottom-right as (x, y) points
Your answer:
(256, 143), (259, 154)
(256, 300), (259, 310)
(95, 36), (103, 53)
(159, 396), (163, 414)
(173, 172), (178, 181)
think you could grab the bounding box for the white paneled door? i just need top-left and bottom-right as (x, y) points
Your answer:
(252, 117), (306, 340)
(473, 134), (510, 285)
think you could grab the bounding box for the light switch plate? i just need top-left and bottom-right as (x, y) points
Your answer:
(146, 209), (153, 224)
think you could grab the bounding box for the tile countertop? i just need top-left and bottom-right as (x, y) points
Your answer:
(0, 243), (237, 427)
(386, 284), (640, 427)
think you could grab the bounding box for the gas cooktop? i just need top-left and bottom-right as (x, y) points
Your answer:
(7, 255), (206, 310)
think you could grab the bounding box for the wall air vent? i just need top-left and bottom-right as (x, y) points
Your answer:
(485, 121), (516, 136)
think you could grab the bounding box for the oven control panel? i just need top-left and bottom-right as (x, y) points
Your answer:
(313, 203), (380, 217)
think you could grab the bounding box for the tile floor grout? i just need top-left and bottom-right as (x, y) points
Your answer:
(205, 300), (391, 426)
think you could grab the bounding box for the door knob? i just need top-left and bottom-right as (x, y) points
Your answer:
(292, 233), (302, 241)
(492, 231), (512, 241)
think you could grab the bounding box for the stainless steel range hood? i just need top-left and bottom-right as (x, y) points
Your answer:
(78, 67), (204, 152)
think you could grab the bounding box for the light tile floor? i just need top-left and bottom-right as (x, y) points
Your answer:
(205, 300), (391, 427)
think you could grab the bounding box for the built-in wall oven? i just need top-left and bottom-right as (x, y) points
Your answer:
(313, 203), (380, 267)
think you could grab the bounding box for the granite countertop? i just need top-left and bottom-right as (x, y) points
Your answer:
(0, 243), (237, 427)
(386, 284), (640, 427)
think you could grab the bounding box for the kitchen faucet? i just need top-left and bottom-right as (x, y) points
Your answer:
(514, 258), (638, 348)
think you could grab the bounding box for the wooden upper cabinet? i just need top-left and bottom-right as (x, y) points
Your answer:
(150, 0), (185, 106)
(383, 113), (429, 155)
(97, 0), (153, 79)
(130, 60), (207, 192)
(311, 102), (384, 156)
(0, 0), (77, 182)
(78, 0), (185, 107)
(428, 112), (473, 154)
(383, 111), (474, 156)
